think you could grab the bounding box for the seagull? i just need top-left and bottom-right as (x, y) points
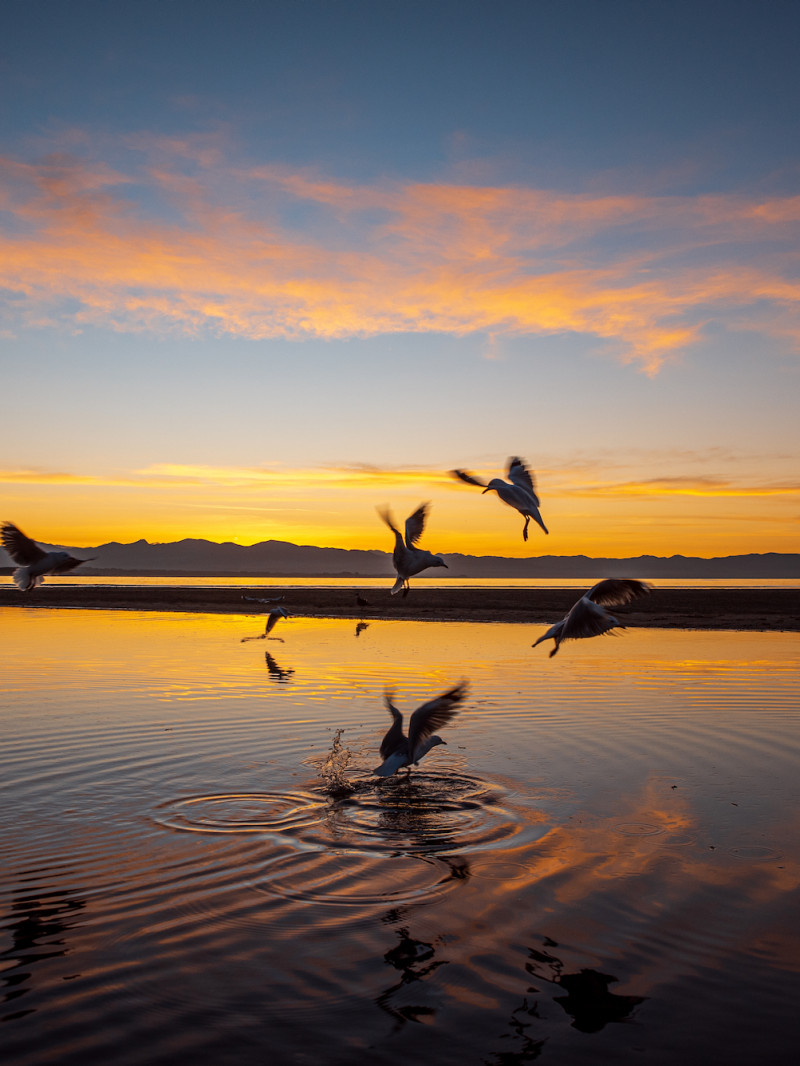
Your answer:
(532, 579), (651, 657)
(373, 682), (468, 777)
(241, 607), (289, 642)
(1, 521), (94, 591)
(451, 457), (548, 541)
(378, 503), (448, 596)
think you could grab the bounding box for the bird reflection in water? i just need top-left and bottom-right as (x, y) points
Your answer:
(1, 882), (86, 1022)
(355, 621), (370, 638)
(376, 915), (449, 1032)
(524, 938), (647, 1032)
(264, 651), (294, 683)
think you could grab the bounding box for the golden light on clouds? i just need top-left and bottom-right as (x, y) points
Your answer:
(2, 147), (800, 373)
(2, 462), (797, 556)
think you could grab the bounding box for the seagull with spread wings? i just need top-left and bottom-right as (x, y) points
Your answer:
(451, 456), (548, 542)
(378, 502), (448, 596)
(1, 522), (94, 591)
(373, 682), (468, 777)
(532, 579), (651, 657)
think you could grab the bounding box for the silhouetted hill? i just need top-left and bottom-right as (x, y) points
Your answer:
(1, 537), (799, 577)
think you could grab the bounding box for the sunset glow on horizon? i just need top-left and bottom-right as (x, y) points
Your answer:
(2, 1), (798, 560)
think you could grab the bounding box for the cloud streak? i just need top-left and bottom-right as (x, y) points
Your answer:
(1, 143), (800, 371)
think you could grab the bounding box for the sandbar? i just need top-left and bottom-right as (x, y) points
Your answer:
(1, 584), (798, 630)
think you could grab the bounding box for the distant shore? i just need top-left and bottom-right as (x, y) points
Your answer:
(1, 584), (798, 630)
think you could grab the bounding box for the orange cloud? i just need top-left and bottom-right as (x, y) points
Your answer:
(1, 147), (800, 371)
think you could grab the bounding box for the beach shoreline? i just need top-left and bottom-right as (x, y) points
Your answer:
(1, 584), (798, 630)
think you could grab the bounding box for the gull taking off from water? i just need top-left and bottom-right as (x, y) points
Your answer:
(378, 503), (448, 596)
(532, 579), (651, 658)
(451, 457), (548, 542)
(1, 522), (94, 591)
(373, 682), (468, 777)
(241, 607), (289, 642)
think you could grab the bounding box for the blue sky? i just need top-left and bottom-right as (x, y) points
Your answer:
(1, 0), (798, 555)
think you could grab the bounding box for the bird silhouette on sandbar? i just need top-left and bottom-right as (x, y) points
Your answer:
(373, 682), (468, 777)
(451, 457), (548, 542)
(532, 579), (651, 657)
(378, 502), (448, 596)
(1, 522), (94, 591)
(241, 607), (289, 642)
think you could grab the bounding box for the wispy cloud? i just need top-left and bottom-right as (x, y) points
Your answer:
(2, 141), (799, 371)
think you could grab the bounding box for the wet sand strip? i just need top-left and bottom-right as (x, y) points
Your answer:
(1, 585), (798, 630)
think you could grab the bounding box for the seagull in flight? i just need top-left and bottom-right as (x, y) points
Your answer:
(1, 522), (94, 591)
(241, 607), (289, 642)
(378, 503), (448, 596)
(451, 457), (548, 542)
(373, 682), (468, 777)
(532, 579), (651, 657)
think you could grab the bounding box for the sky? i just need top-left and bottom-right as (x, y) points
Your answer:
(1, 0), (799, 558)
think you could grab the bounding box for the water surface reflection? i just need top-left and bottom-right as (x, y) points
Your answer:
(1, 608), (798, 1065)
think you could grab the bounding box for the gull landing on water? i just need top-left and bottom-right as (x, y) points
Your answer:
(378, 502), (447, 596)
(373, 682), (468, 777)
(532, 579), (651, 658)
(451, 457), (548, 542)
(1, 522), (94, 591)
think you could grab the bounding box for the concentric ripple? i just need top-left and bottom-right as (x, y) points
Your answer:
(152, 773), (551, 859)
(153, 791), (328, 836)
(251, 849), (461, 906)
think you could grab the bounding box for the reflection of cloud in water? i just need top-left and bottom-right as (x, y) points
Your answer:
(1, 880), (86, 1023)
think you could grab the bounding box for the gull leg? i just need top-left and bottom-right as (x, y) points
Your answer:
(522, 515), (530, 542)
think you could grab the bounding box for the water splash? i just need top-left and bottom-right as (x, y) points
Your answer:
(317, 728), (356, 797)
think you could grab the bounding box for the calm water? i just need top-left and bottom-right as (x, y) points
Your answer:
(52, 575), (800, 589)
(2, 608), (799, 1065)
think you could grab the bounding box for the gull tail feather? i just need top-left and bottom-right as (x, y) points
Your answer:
(12, 566), (41, 591)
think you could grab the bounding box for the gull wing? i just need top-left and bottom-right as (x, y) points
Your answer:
(451, 469), (488, 488)
(585, 579), (651, 608)
(1, 522), (47, 565)
(50, 555), (88, 575)
(407, 682), (468, 752)
(404, 503), (429, 547)
(377, 506), (400, 537)
(507, 458), (539, 504)
(562, 599), (620, 641)
(264, 608), (289, 634)
(380, 693), (405, 759)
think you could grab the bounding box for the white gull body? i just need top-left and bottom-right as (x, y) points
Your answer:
(452, 457), (548, 542)
(532, 579), (651, 657)
(1, 521), (93, 591)
(378, 502), (447, 596)
(373, 682), (468, 777)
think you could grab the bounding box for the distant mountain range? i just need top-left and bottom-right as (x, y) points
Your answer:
(2, 537), (799, 577)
